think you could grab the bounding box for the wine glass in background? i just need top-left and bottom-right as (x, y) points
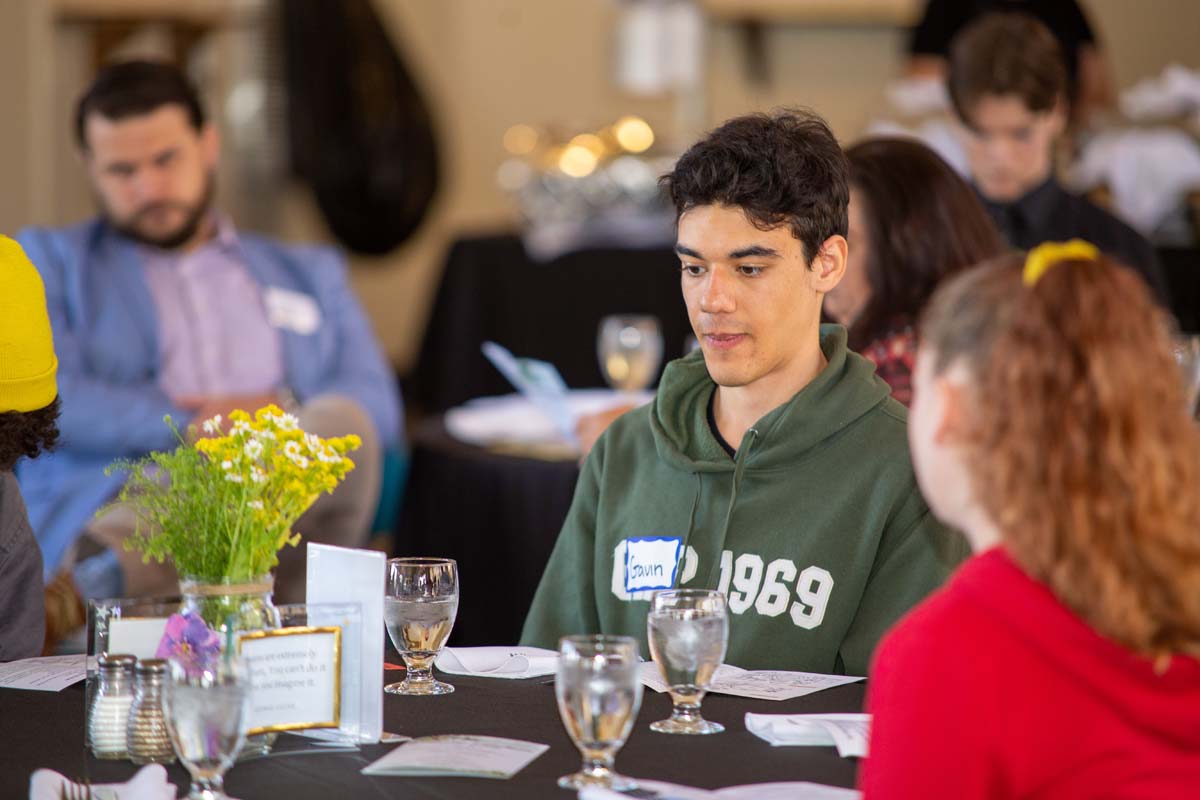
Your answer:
(384, 557), (459, 695)
(1172, 334), (1200, 418)
(646, 589), (728, 735)
(555, 635), (643, 791)
(163, 651), (250, 800)
(598, 315), (664, 392)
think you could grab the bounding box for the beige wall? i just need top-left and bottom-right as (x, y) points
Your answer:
(1, 0), (1197, 375)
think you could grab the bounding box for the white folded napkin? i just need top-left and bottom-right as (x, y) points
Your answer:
(434, 646), (558, 679)
(29, 764), (176, 800)
(580, 778), (861, 800)
(444, 390), (652, 447)
(744, 713), (871, 758)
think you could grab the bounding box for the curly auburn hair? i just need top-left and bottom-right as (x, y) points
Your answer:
(0, 397), (60, 472)
(920, 254), (1200, 659)
(660, 108), (848, 264)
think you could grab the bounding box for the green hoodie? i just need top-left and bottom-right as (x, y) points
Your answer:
(521, 325), (966, 675)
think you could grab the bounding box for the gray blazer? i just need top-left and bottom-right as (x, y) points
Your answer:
(0, 472), (45, 661)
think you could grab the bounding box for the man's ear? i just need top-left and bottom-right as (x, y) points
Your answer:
(200, 122), (220, 168)
(811, 234), (848, 292)
(1046, 95), (1069, 138)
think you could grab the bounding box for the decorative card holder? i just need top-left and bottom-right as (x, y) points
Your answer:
(305, 543), (385, 743)
(238, 602), (365, 745)
(87, 595), (182, 669)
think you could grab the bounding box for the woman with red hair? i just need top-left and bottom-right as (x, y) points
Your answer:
(860, 242), (1200, 797)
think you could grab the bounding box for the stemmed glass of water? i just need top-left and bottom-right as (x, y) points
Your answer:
(384, 557), (459, 695)
(647, 589), (728, 734)
(598, 315), (664, 392)
(163, 651), (250, 800)
(555, 635), (643, 790)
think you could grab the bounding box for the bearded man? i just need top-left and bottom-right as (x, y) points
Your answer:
(17, 61), (400, 616)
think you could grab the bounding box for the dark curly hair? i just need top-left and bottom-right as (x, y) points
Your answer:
(660, 108), (849, 264)
(0, 396), (61, 472)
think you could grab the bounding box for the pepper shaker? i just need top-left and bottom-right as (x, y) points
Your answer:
(127, 658), (175, 764)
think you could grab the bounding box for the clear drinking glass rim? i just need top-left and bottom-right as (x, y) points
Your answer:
(650, 588), (725, 600)
(386, 557), (458, 567)
(559, 633), (639, 654)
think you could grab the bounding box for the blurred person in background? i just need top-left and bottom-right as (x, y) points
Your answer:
(860, 242), (1200, 797)
(907, 0), (1115, 127)
(945, 13), (1168, 305)
(824, 137), (1006, 405)
(17, 61), (400, 626)
(0, 236), (58, 660)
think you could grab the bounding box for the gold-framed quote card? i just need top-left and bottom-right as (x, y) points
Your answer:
(237, 626), (342, 735)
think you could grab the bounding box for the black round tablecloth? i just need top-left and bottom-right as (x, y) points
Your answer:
(1, 673), (865, 798)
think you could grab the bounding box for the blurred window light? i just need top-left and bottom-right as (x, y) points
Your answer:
(614, 116), (655, 153)
(503, 124), (540, 156)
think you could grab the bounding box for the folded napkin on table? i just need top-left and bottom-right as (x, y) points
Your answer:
(29, 764), (176, 800)
(444, 390), (652, 448)
(434, 646), (558, 679)
(744, 713), (871, 758)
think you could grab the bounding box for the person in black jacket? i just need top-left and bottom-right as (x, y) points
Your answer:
(945, 12), (1168, 305)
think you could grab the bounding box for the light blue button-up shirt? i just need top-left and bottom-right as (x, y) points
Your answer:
(139, 216), (284, 397)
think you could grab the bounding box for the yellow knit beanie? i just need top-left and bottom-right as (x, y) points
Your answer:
(0, 235), (58, 412)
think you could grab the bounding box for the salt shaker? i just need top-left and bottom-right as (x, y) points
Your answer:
(88, 653), (136, 759)
(126, 658), (175, 764)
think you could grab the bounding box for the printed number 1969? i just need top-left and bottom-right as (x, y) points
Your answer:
(716, 551), (833, 630)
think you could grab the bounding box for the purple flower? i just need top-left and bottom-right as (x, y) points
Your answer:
(156, 612), (222, 676)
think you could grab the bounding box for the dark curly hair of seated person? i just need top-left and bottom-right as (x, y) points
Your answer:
(0, 396), (61, 472)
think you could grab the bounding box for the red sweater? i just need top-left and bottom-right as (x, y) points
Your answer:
(860, 548), (1200, 799)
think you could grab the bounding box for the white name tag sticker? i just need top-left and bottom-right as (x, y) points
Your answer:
(624, 537), (682, 593)
(238, 626), (341, 735)
(264, 286), (322, 335)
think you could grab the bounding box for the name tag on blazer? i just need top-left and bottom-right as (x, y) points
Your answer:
(264, 286), (322, 335)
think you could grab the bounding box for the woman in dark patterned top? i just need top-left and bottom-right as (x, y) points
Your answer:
(824, 138), (1005, 406)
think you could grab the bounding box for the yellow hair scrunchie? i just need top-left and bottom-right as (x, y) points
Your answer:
(1022, 239), (1100, 287)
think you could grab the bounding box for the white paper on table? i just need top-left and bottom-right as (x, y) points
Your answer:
(107, 617), (169, 660)
(639, 663), (863, 701)
(29, 764), (177, 800)
(580, 778), (861, 800)
(744, 713), (871, 758)
(435, 646), (558, 679)
(0, 655), (86, 692)
(360, 734), (549, 779)
(306, 543), (385, 743)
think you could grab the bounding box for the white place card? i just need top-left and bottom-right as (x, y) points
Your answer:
(0, 655), (86, 692)
(307, 542), (385, 743)
(107, 617), (169, 659)
(435, 646), (558, 679)
(361, 734), (549, 779)
(238, 626), (341, 735)
(744, 713), (871, 758)
(639, 663), (863, 701)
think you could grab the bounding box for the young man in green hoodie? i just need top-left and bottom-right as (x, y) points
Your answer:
(521, 109), (965, 675)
